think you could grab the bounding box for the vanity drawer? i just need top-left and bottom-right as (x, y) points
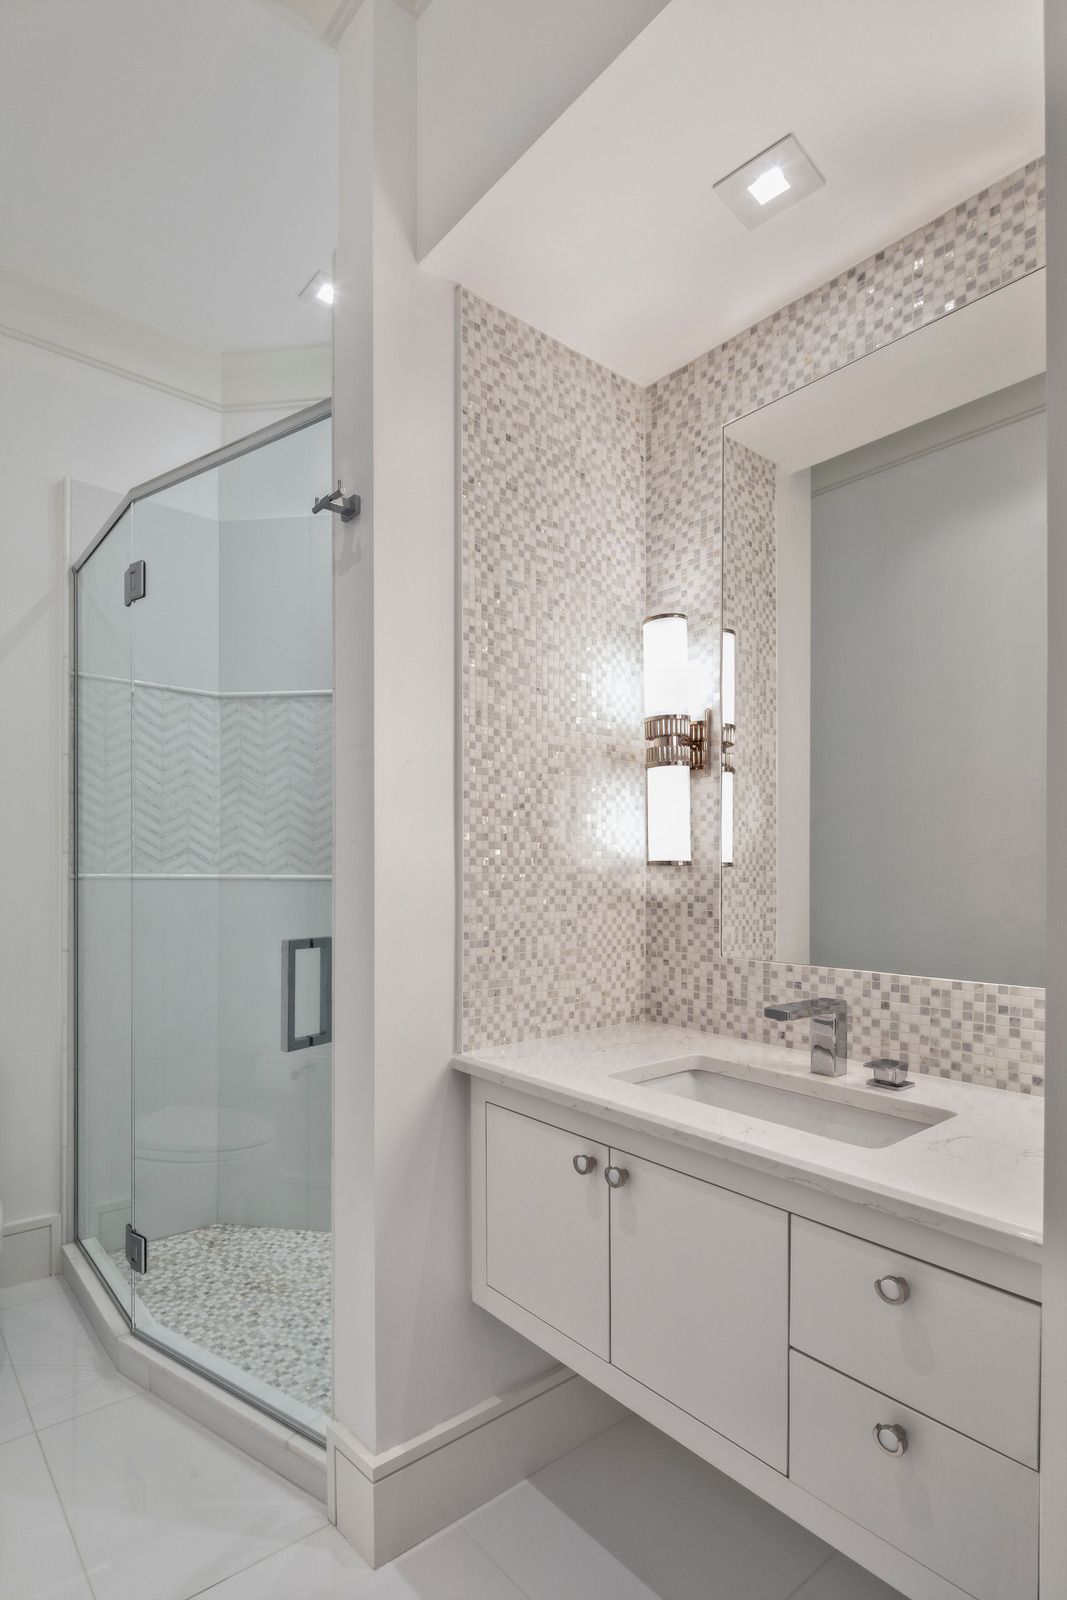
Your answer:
(789, 1353), (1038, 1600)
(790, 1218), (1040, 1466)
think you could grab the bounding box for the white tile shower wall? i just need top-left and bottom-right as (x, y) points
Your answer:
(721, 438), (777, 961)
(461, 161), (1045, 1093)
(646, 160), (1045, 1094)
(461, 293), (647, 1048)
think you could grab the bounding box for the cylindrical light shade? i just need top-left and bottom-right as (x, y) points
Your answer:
(646, 765), (691, 863)
(721, 629), (736, 727)
(643, 614), (689, 718)
(721, 764), (735, 866)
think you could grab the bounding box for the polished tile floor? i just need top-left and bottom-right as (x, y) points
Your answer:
(0, 1275), (905, 1600)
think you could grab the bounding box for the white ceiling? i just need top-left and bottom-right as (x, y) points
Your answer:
(0, 0), (338, 352)
(422, 0), (1045, 385)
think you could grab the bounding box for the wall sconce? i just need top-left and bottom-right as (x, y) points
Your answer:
(721, 628), (736, 867)
(643, 613), (710, 864)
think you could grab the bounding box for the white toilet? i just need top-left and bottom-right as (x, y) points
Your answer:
(134, 1104), (276, 1241)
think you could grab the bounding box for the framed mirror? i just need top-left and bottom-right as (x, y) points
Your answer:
(720, 270), (1046, 985)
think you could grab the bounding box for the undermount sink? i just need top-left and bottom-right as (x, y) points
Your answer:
(617, 1056), (954, 1149)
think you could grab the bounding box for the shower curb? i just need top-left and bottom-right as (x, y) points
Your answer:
(62, 1244), (327, 1502)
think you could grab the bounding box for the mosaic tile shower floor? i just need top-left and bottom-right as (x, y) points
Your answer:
(111, 1224), (331, 1419)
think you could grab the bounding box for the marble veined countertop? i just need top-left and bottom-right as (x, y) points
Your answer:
(454, 1023), (1043, 1262)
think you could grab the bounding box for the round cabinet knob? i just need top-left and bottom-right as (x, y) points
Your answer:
(604, 1165), (630, 1188)
(572, 1153), (597, 1176)
(874, 1275), (911, 1305)
(873, 1423), (909, 1457)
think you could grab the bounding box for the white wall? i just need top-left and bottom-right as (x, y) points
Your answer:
(0, 334), (220, 1243)
(416, 0), (671, 257)
(332, 0), (556, 1460)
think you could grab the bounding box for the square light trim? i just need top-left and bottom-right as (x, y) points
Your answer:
(299, 270), (334, 306)
(714, 134), (824, 230)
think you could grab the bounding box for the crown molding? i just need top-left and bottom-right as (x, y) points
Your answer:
(0, 263), (330, 415)
(0, 261), (223, 409)
(221, 343), (332, 411)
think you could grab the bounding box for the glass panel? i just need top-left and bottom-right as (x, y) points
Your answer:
(127, 416), (333, 1437)
(75, 506), (134, 1319)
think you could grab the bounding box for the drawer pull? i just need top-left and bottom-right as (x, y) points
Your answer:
(572, 1153), (597, 1176)
(874, 1274), (910, 1305)
(605, 1165), (630, 1188)
(873, 1423), (909, 1456)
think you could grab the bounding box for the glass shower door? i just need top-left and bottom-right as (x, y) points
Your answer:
(124, 414), (333, 1435)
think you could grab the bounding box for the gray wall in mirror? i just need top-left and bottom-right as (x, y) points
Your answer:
(810, 378), (1046, 984)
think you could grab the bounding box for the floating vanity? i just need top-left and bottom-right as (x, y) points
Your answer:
(455, 1024), (1043, 1600)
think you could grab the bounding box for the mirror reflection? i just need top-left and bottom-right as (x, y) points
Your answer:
(721, 273), (1046, 985)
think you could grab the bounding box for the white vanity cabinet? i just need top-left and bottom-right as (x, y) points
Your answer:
(469, 1079), (1042, 1600)
(484, 1103), (610, 1357)
(610, 1152), (788, 1470)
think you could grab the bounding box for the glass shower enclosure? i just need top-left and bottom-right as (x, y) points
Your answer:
(73, 403), (333, 1439)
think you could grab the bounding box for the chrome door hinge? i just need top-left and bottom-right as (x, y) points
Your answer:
(125, 1224), (148, 1275)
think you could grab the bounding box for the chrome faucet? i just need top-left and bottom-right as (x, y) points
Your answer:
(764, 998), (848, 1077)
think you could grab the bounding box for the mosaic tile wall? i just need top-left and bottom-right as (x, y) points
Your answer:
(460, 161), (1046, 1092)
(78, 677), (332, 876)
(460, 291), (646, 1048)
(721, 437), (777, 960)
(646, 159), (1046, 1093)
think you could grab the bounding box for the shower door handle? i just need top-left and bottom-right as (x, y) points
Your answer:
(281, 937), (333, 1051)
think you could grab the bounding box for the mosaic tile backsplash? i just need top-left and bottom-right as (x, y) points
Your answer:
(461, 294), (646, 1047)
(461, 160), (1046, 1093)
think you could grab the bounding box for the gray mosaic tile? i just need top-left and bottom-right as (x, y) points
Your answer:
(462, 160), (1046, 1095)
(112, 1224), (331, 1418)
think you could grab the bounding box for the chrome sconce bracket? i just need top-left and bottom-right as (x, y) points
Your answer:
(644, 712), (711, 771)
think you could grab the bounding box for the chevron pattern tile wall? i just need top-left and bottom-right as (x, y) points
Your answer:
(77, 680), (332, 878)
(77, 677), (132, 875)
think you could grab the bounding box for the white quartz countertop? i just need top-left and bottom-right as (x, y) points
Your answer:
(454, 1023), (1043, 1262)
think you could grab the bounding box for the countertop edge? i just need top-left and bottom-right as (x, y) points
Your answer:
(453, 1052), (1043, 1266)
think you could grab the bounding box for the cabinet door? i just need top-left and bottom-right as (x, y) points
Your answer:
(609, 1152), (788, 1469)
(485, 1103), (610, 1358)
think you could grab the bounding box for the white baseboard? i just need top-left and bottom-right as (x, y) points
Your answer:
(328, 1369), (626, 1567)
(0, 1213), (61, 1288)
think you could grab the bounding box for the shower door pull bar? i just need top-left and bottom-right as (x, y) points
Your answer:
(281, 937), (333, 1051)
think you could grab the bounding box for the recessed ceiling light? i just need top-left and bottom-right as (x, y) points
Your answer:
(747, 165), (790, 206)
(299, 270), (334, 307)
(714, 134), (824, 230)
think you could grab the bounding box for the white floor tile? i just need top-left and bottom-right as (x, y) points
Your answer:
(0, 1275), (66, 1311)
(532, 1416), (828, 1595)
(0, 1432), (93, 1599)
(0, 1338), (33, 1444)
(0, 1283), (105, 1371)
(15, 1359), (142, 1431)
(622, 1421), (829, 1583)
(187, 1527), (400, 1599)
(553, 1467), (802, 1600)
(464, 1481), (662, 1600)
(391, 1525), (528, 1599)
(789, 1553), (906, 1599)
(38, 1391), (327, 1600)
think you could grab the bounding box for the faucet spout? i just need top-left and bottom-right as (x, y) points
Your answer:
(764, 997), (848, 1077)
